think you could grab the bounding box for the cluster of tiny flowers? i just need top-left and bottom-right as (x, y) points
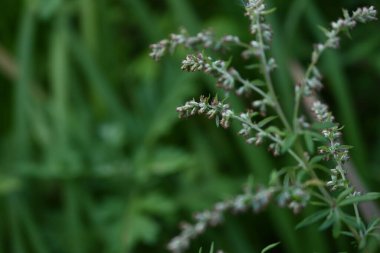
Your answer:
(176, 96), (233, 128)
(298, 116), (311, 129)
(312, 101), (350, 190)
(167, 182), (311, 253)
(181, 54), (235, 90)
(238, 111), (265, 145)
(304, 66), (323, 96)
(151, 2), (378, 251)
(277, 186), (310, 214)
(311, 101), (333, 122)
(244, 0), (265, 15)
(352, 6), (377, 23)
(167, 187), (276, 253)
(237, 112), (285, 157)
(149, 29), (240, 61)
(323, 6), (376, 51)
(251, 98), (271, 116)
(304, 6), (377, 96)
(241, 0), (273, 61)
(237, 111), (289, 157)
(268, 136), (281, 156)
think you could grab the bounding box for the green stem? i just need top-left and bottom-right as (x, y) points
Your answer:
(256, 16), (292, 132)
(233, 71), (268, 98)
(231, 115), (306, 169)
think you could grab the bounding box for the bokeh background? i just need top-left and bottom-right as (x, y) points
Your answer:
(1, 0), (380, 252)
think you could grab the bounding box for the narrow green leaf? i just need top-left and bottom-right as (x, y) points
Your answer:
(309, 155), (325, 165)
(304, 131), (315, 153)
(339, 145), (353, 150)
(251, 79), (266, 87)
(332, 211), (342, 238)
(281, 133), (297, 154)
(359, 238), (367, 249)
(209, 243), (214, 253)
(258, 116), (278, 128)
(269, 171), (279, 186)
(310, 164), (330, 173)
(245, 64), (261, 70)
(367, 218), (380, 233)
(265, 126), (283, 136)
(341, 231), (355, 238)
(310, 201), (329, 207)
(333, 220), (342, 238)
(342, 9), (349, 20)
(339, 193), (380, 206)
(262, 7), (277, 15)
(215, 115), (220, 128)
(296, 209), (330, 230)
(340, 213), (361, 229)
(317, 25), (330, 37)
(261, 242), (280, 253)
(319, 212), (335, 231)
(336, 187), (354, 203)
(309, 131), (327, 142)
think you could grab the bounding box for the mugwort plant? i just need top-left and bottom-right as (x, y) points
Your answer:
(151, 1), (379, 252)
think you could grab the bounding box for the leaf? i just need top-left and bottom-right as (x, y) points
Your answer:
(342, 9), (350, 19)
(332, 210), (342, 238)
(296, 209), (330, 230)
(340, 213), (361, 229)
(281, 133), (297, 154)
(336, 187), (354, 203)
(367, 218), (380, 233)
(359, 238), (367, 250)
(341, 231), (355, 238)
(251, 79), (265, 87)
(265, 126), (284, 136)
(258, 116), (278, 128)
(304, 131), (315, 153)
(262, 7), (277, 15)
(269, 171), (279, 186)
(310, 201), (329, 207)
(309, 155), (325, 165)
(261, 242), (281, 253)
(245, 64), (261, 70)
(318, 25), (330, 37)
(339, 145), (353, 150)
(339, 192), (380, 206)
(215, 115), (220, 127)
(319, 211), (335, 231)
(209, 242), (214, 253)
(309, 131), (328, 142)
(333, 219), (342, 238)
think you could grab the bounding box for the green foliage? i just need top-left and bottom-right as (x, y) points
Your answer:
(152, 1), (380, 253)
(0, 0), (379, 253)
(261, 242), (281, 253)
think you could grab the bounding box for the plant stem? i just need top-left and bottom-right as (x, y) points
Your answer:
(231, 115), (306, 169)
(256, 16), (292, 132)
(233, 70), (268, 98)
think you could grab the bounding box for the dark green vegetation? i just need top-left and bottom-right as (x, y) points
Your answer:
(0, 0), (379, 252)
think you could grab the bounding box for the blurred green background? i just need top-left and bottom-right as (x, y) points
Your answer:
(0, 0), (380, 252)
